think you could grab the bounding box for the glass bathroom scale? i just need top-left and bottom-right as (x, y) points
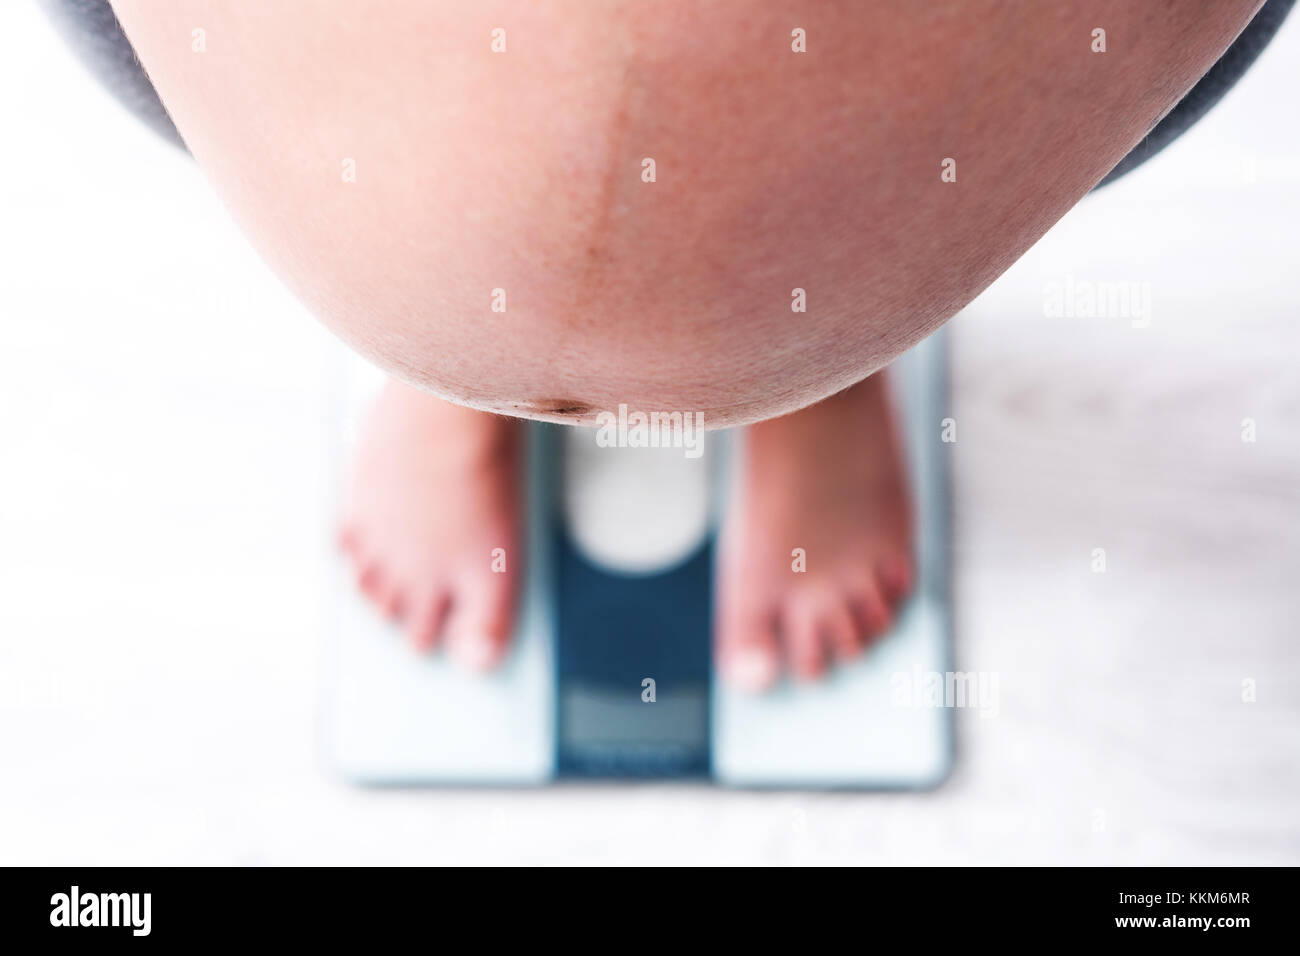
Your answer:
(324, 333), (953, 788)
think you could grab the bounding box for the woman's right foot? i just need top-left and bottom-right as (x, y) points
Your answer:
(339, 380), (523, 670)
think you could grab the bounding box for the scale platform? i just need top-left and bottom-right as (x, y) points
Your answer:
(324, 334), (953, 788)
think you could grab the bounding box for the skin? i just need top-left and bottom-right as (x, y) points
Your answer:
(718, 372), (913, 688)
(110, 0), (1262, 426)
(111, 0), (1263, 681)
(339, 383), (521, 670)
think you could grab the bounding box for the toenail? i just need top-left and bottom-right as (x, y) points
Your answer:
(730, 649), (777, 692)
(451, 637), (499, 672)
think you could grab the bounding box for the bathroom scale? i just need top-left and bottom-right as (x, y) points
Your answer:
(323, 332), (953, 788)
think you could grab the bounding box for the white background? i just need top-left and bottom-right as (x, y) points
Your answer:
(1, 2), (1297, 863)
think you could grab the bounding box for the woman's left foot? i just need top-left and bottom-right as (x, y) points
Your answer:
(716, 372), (914, 691)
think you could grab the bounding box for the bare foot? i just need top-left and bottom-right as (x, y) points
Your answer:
(717, 372), (913, 691)
(339, 380), (522, 670)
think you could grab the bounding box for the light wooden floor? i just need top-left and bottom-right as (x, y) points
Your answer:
(0, 3), (1297, 864)
(941, 194), (1300, 863)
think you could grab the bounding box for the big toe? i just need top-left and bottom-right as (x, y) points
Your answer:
(444, 577), (516, 671)
(717, 604), (781, 693)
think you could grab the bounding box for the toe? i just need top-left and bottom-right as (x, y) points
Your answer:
(408, 589), (451, 652)
(444, 580), (514, 671)
(823, 599), (861, 662)
(717, 603), (780, 693)
(379, 585), (405, 621)
(357, 558), (385, 603)
(850, 580), (893, 644)
(337, 524), (359, 555)
(355, 557), (404, 621)
(877, 554), (914, 605)
(782, 596), (827, 681)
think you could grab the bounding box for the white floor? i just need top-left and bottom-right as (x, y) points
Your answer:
(1, 4), (1297, 864)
